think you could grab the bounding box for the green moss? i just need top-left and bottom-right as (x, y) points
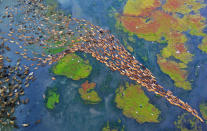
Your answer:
(52, 53), (92, 80)
(115, 83), (161, 123)
(174, 113), (202, 131)
(45, 88), (60, 110)
(199, 102), (207, 120)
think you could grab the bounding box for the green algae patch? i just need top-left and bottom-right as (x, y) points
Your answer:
(52, 53), (92, 80)
(45, 87), (60, 110)
(79, 80), (101, 104)
(199, 102), (207, 120)
(115, 82), (160, 123)
(102, 121), (125, 131)
(174, 113), (202, 131)
(157, 55), (191, 90)
(199, 36), (207, 53)
(126, 45), (134, 52)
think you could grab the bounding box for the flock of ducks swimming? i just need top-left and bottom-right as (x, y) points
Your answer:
(0, 0), (204, 129)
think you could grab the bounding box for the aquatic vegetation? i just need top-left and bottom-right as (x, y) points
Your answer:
(115, 83), (161, 123)
(199, 36), (207, 53)
(119, 0), (207, 90)
(163, 0), (206, 15)
(199, 102), (207, 120)
(157, 55), (191, 90)
(52, 53), (92, 80)
(126, 45), (133, 53)
(45, 87), (60, 110)
(79, 81), (101, 104)
(102, 121), (125, 131)
(174, 113), (202, 131)
(123, 0), (161, 16)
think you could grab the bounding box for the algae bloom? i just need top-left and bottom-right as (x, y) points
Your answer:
(52, 53), (92, 80)
(102, 121), (125, 131)
(45, 87), (60, 110)
(199, 102), (207, 120)
(115, 82), (160, 123)
(79, 80), (101, 104)
(174, 113), (202, 131)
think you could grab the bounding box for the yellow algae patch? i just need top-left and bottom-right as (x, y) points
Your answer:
(157, 55), (191, 90)
(123, 0), (160, 16)
(115, 82), (161, 123)
(161, 43), (193, 64)
(163, 0), (206, 14)
(199, 36), (207, 53)
(182, 14), (206, 36)
(127, 45), (134, 52)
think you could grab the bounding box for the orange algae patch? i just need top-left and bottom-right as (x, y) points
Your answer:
(157, 55), (191, 90)
(163, 0), (184, 11)
(121, 16), (160, 35)
(121, 10), (183, 42)
(162, 0), (185, 13)
(151, 11), (180, 33)
(175, 43), (187, 53)
(81, 80), (96, 92)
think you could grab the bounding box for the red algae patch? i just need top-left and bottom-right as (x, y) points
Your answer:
(81, 80), (96, 92)
(162, 0), (185, 12)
